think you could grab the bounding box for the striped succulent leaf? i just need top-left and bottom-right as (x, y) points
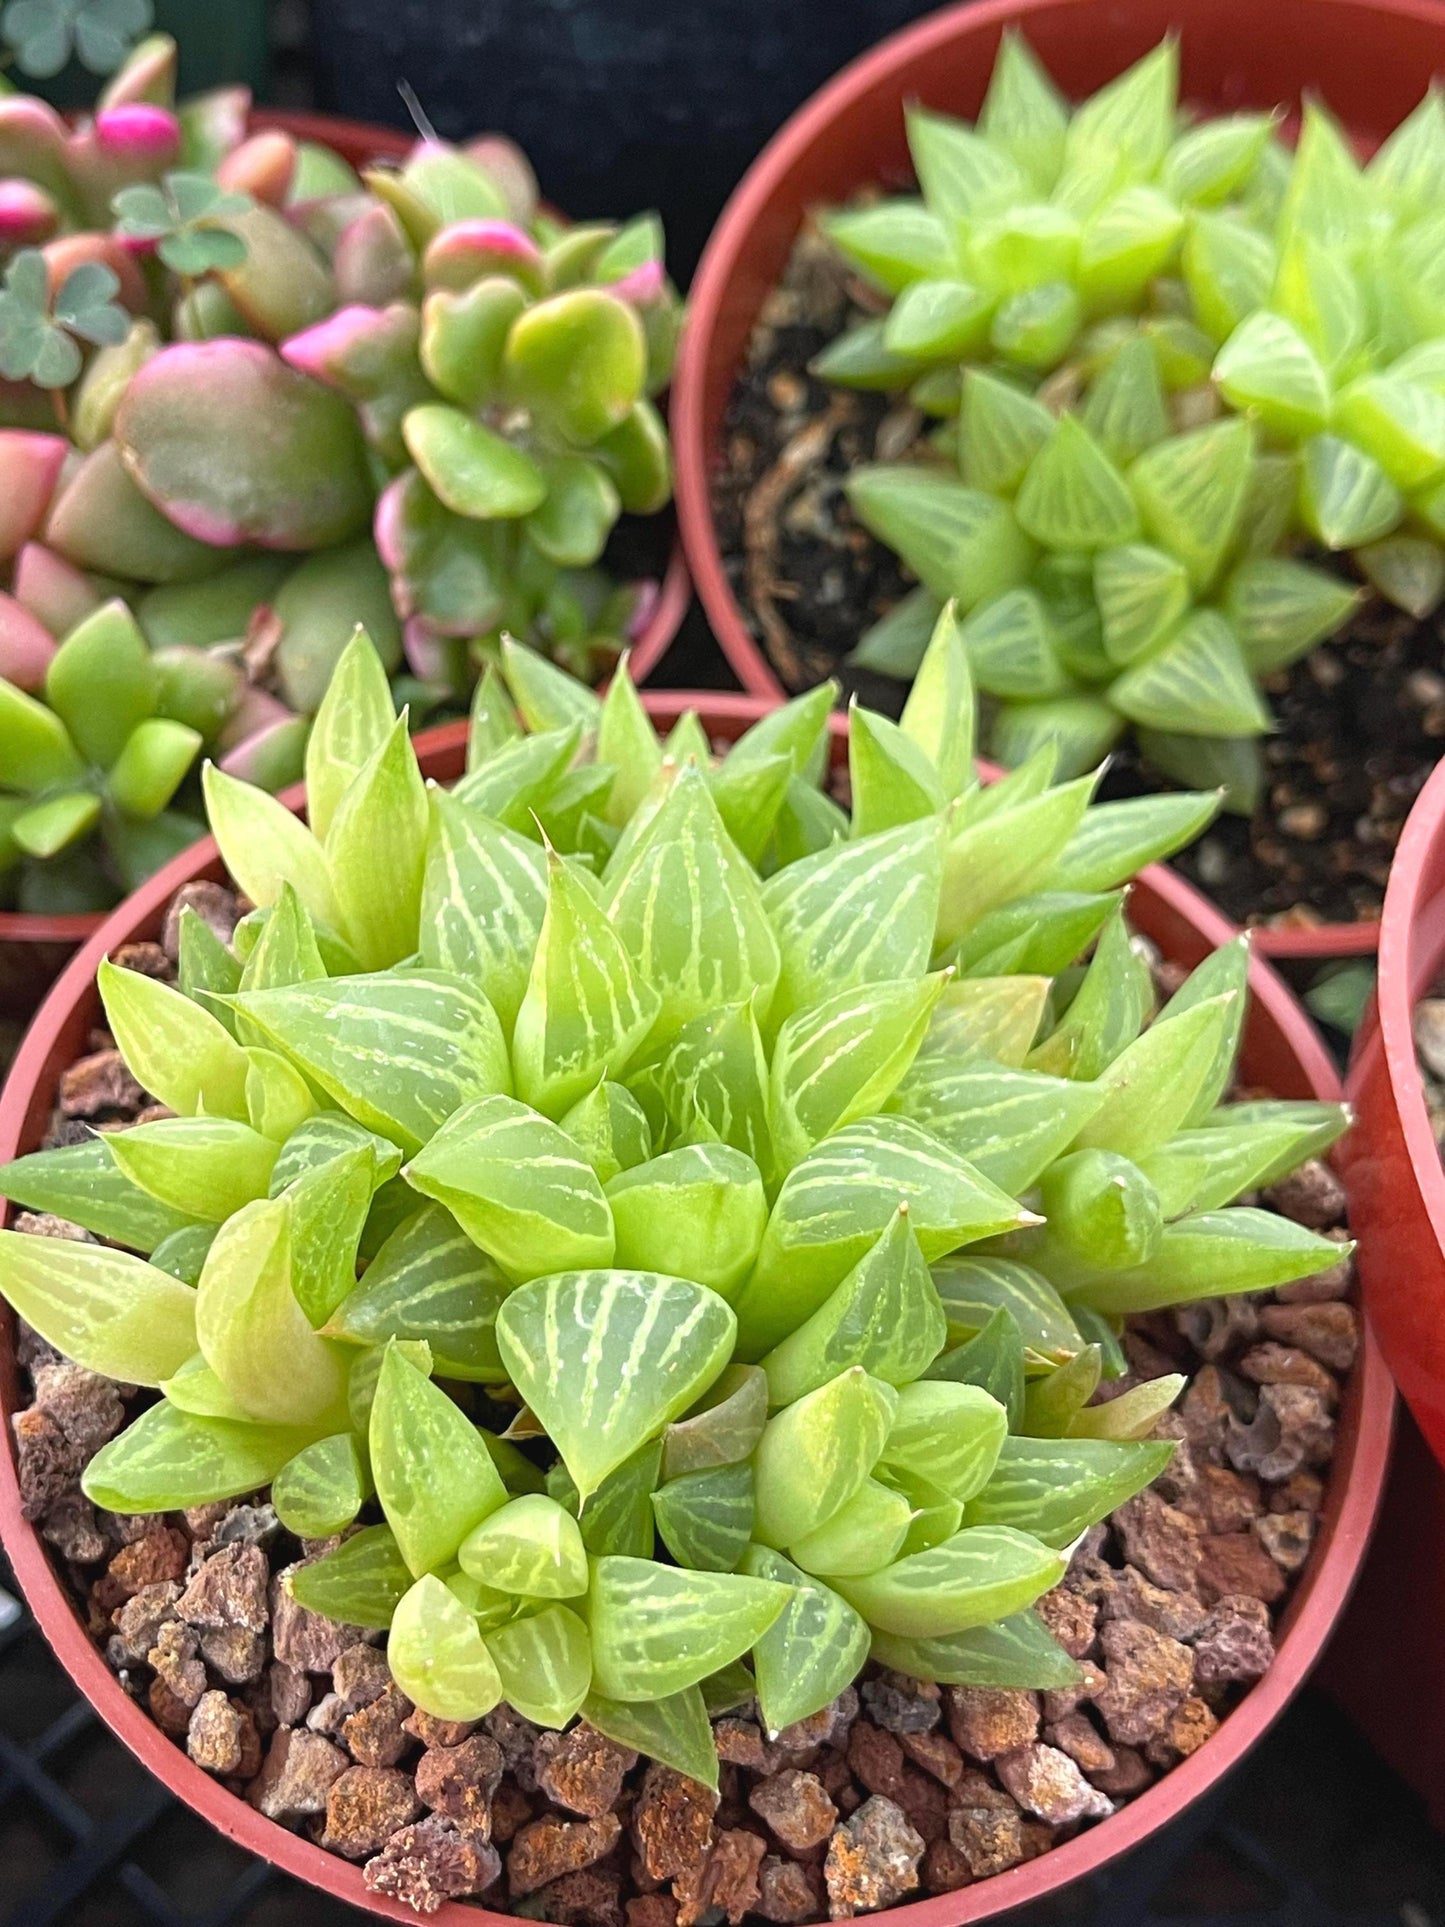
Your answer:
(325, 1202), (512, 1379)
(743, 1544), (872, 1733)
(587, 1555), (792, 1701)
(486, 1605), (592, 1728)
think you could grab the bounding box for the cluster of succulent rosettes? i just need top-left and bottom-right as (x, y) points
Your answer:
(821, 34), (1445, 811)
(0, 40), (679, 901)
(0, 610), (1349, 1772)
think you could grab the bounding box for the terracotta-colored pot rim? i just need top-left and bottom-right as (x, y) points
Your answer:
(0, 690), (1394, 1925)
(668, 0), (1435, 967)
(0, 909), (107, 944)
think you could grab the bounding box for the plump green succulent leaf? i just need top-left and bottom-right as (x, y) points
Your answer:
(1071, 1209), (1351, 1313)
(1038, 1147), (1164, 1273)
(958, 589), (1070, 699)
(925, 1306), (1026, 1431)
(916, 975), (1050, 1068)
(1094, 543), (1191, 667)
(202, 764), (339, 933)
(560, 1081), (652, 1185)
(285, 1525), (413, 1630)
(834, 1526), (1064, 1636)
(583, 1688), (718, 1787)
(328, 1202), (511, 1379)
(497, 1269), (735, 1501)
(790, 1477), (913, 1577)
(760, 1209), (946, 1407)
(549, 1438), (662, 1559)
(1111, 610), (1270, 739)
(371, 1341), (507, 1577)
(486, 1604), (592, 1729)
(389, 1572), (505, 1720)
(1047, 793), (1223, 894)
(459, 1493), (588, 1597)
(821, 200), (953, 294)
(0, 1138), (203, 1252)
(99, 955), (250, 1122)
(83, 1402), (318, 1514)
(272, 1432), (372, 1539)
(1299, 433), (1404, 549)
(661, 1365), (768, 1480)
(324, 715), (428, 972)
(847, 467), (1035, 606)
(738, 1117), (1033, 1357)
(269, 1112), (403, 1196)
(931, 1255), (1084, 1364)
(891, 1055), (1107, 1194)
(752, 1367), (897, 1547)
(405, 1095), (614, 1281)
(1067, 37), (1178, 174)
(0, 1227), (196, 1386)
(106, 1115), (278, 1223)
(588, 1555), (790, 1701)
(1069, 989), (1239, 1159)
(417, 790), (548, 1035)
(1130, 418), (1254, 591)
(1357, 533), (1445, 619)
(963, 1434), (1175, 1545)
(939, 771), (1098, 939)
(233, 971), (510, 1156)
(277, 1144), (377, 1327)
(871, 1608), (1081, 1689)
(195, 1196), (348, 1426)
(1017, 416), (1141, 551)
(651, 1461), (754, 1571)
(743, 1544), (872, 1734)
(959, 371), (1054, 494)
(1068, 1372), (1185, 1440)
(1019, 1343), (1104, 1436)
(880, 1379), (1010, 1506)
(606, 1144), (767, 1301)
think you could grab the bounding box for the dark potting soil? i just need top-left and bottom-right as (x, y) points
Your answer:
(2, 894), (1361, 1921)
(712, 227), (1445, 933)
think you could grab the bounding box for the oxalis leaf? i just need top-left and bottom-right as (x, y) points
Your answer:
(497, 1269), (736, 1500)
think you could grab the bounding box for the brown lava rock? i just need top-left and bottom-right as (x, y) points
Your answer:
(945, 1688), (1039, 1761)
(364, 1815), (501, 1913)
(1095, 1621), (1195, 1746)
(632, 1765), (717, 1882)
(537, 1723), (637, 1817)
(322, 1765), (423, 1859)
(995, 1744), (1114, 1826)
(247, 1725), (348, 1822)
(415, 1732), (504, 1828)
(750, 1767), (838, 1850)
(509, 1811), (623, 1898)
(824, 1795), (925, 1918)
(947, 1802), (1024, 1879)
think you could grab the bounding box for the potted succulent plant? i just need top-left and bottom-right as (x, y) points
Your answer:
(672, 0), (1445, 962)
(0, 616), (1390, 1921)
(0, 36), (689, 1011)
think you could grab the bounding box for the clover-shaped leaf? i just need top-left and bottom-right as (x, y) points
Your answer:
(113, 171), (252, 277)
(1, 0), (152, 77)
(0, 249), (128, 390)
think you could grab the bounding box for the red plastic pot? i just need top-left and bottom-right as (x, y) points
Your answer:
(0, 110), (691, 1027)
(1342, 751), (1445, 1466)
(670, 0), (1445, 964)
(0, 690), (1393, 1921)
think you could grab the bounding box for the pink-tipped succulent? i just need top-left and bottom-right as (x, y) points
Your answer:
(0, 31), (680, 907)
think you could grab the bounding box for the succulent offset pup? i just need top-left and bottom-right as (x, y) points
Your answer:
(821, 34), (1445, 811)
(0, 34), (680, 911)
(0, 612), (1348, 1780)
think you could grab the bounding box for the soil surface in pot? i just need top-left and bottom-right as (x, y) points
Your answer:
(5, 889), (1362, 1922)
(711, 227), (1444, 935)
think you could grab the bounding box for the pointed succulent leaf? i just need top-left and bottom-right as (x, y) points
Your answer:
(835, 1526), (1064, 1637)
(405, 1095), (614, 1282)
(83, 1403), (318, 1515)
(938, 771), (1097, 939)
(770, 974), (947, 1173)
(752, 1367), (897, 1548)
(106, 1115), (277, 1223)
(549, 1438), (662, 1559)
(1039, 1148), (1164, 1272)
(1094, 543), (1191, 667)
(948, 892), (1116, 979)
(917, 975), (1050, 1067)
(821, 200), (952, 294)
(882, 275), (991, 359)
(607, 763), (779, 1043)
(760, 1210), (946, 1407)
(1130, 418), (1254, 591)
(277, 1145), (376, 1327)
(1153, 934), (1251, 1125)
(651, 1461), (754, 1572)
(272, 1433), (371, 1539)
(287, 1525), (413, 1630)
(587, 1555), (790, 1701)
(1068, 1372), (1185, 1440)
(584, 1688), (718, 1787)
(1070, 990), (1239, 1159)
(44, 599), (156, 770)
(202, 763), (338, 932)
(418, 790), (547, 1035)
(743, 1544), (872, 1734)
(389, 1573), (505, 1720)
(846, 467), (1035, 606)
(958, 589), (1069, 699)
(326, 1203), (510, 1380)
(268, 1112), (402, 1196)
(99, 955), (250, 1122)
(762, 821), (941, 1019)
(931, 1254), (1084, 1363)
(1111, 610), (1270, 739)
(459, 1494), (588, 1597)
(897, 600), (975, 797)
(1016, 416), (1141, 551)
(963, 1435), (1175, 1545)
(195, 1197), (347, 1426)
(486, 1604), (592, 1729)
(1214, 311), (1331, 439)
(662, 1366), (769, 1480)
(323, 715), (428, 972)
(560, 1081), (652, 1185)
(606, 1144), (767, 1301)
(513, 849), (659, 1117)
(304, 627), (396, 844)
(891, 1055), (1108, 1193)
(0, 1137), (202, 1252)
(739, 1117), (1032, 1357)
(959, 372), (1053, 494)
(880, 1379), (1009, 1505)
(790, 1478), (913, 1577)
(849, 704), (947, 837)
(906, 103), (1024, 223)
(925, 1307), (1026, 1431)
(1299, 433), (1403, 550)
(1080, 338), (1170, 467)
(1046, 792), (1223, 894)
(870, 1608), (1081, 1689)
(0, 1228), (196, 1386)
(234, 971), (510, 1156)
(497, 1269), (735, 1501)
(1357, 533), (1445, 619)
(1066, 37), (1178, 174)
(1072, 1209), (1351, 1314)
(371, 1341), (507, 1576)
